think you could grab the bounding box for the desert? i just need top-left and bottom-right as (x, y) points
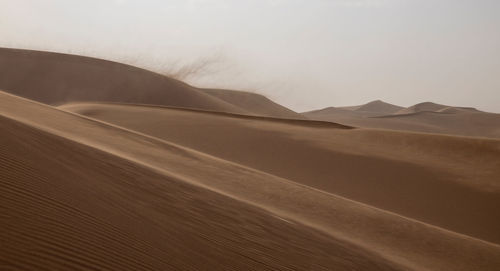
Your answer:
(2, 1), (500, 270)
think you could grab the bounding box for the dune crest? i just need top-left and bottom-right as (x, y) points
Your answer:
(306, 100), (404, 118)
(2, 113), (398, 270)
(304, 101), (500, 138)
(60, 102), (500, 245)
(0, 48), (302, 119)
(352, 100), (404, 115)
(2, 48), (500, 271)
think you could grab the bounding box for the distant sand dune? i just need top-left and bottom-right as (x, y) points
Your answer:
(309, 100), (405, 118)
(304, 101), (500, 138)
(350, 100), (404, 115)
(395, 102), (450, 115)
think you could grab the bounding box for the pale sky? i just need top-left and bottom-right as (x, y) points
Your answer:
(1, 0), (499, 112)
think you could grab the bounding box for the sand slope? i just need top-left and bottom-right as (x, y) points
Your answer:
(347, 100), (404, 115)
(1, 115), (401, 270)
(309, 100), (405, 117)
(60, 102), (500, 245)
(393, 102), (480, 115)
(0, 47), (302, 119)
(3, 91), (500, 270)
(203, 88), (304, 119)
(395, 102), (450, 115)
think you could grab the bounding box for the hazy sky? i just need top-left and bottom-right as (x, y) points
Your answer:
(1, 0), (499, 112)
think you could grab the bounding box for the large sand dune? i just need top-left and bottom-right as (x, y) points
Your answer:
(2, 49), (500, 270)
(2, 91), (500, 270)
(60, 102), (500, 245)
(1, 109), (398, 271)
(0, 48), (302, 119)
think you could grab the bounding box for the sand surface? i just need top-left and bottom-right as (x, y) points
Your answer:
(304, 101), (500, 138)
(60, 102), (500, 245)
(2, 49), (500, 270)
(1, 110), (399, 271)
(0, 48), (302, 119)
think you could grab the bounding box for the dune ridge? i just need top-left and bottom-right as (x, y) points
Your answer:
(2, 114), (397, 271)
(350, 100), (404, 115)
(2, 91), (500, 271)
(307, 100), (405, 117)
(60, 102), (500, 245)
(304, 101), (500, 138)
(395, 102), (450, 115)
(202, 88), (303, 119)
(60, 102), (351, 129)
(0, 47), (302, 119)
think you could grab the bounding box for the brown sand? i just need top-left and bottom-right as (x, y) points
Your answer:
(345, 100), (404, 115)
(395, 102), (449, 114)
(2, 49), (500, 271)
(304, 101), (500, 138)
(2, 91), (500, 271)
(203, 88), (304, 119)
(60, 102), (500, 245)
(0, 47), (302, 119)
(1, 112), (400, 271)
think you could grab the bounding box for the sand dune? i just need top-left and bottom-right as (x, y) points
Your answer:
(393, 102), (480, 115)
(395, 102), (450, 115)
(309, 100), (405, 117)
(304, 101), (500, 138)
(0, 47), (302, 119)
(346, 100), (404, 115)
(60, 102), (500, 245)
(3, 91), (500, 270)
(2, 47), (500, 271)
(203, 88), (304, 119)
(1, 114), (396, 270)
(302, 100), (407, 124)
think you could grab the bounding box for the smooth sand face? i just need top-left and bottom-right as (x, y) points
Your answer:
(60, 103), (500, 245)
(2, 92), (500, 271)
(1, 113), (399, 271)
(1, 49), (500, 271)
(0, 48), (302, 119)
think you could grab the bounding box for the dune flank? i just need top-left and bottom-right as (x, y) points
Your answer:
(2, 49), (500, 271)
(60, 102), (500, 245)
(0, 47), (302, 119)
(1, 114), (401, 270)
(2, 91), (500, 271)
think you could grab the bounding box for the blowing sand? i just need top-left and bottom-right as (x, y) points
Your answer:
(0, 48), (302, 119)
